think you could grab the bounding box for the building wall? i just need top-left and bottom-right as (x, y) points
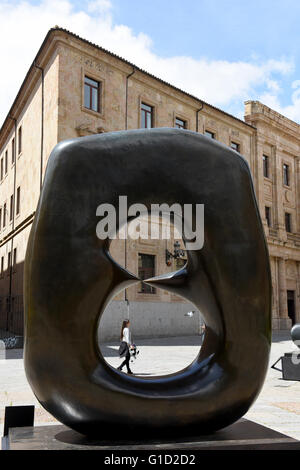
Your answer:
(98, 300), (203, 343)
(57, 38), (128, 141)
(245, 101), (300, 329)
(0, 30), (299, 338)
(0, 45), (60, 333)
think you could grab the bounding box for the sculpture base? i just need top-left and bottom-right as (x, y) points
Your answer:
(282, 352), (300, 381)
(4, 418), (300, 450)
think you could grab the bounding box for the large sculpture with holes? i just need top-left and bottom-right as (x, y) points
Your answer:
(24, 128), (272, 438)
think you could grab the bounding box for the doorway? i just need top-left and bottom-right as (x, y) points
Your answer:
(287, 290), (296, 325)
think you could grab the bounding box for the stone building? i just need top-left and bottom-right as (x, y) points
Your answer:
(0, 28), (299, 340)
(245, 101), (300, 330)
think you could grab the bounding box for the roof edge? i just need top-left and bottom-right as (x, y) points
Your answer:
(0, 27), (256, 144)
(0, 29), (55, 141)
(52, 27), (255, 130)
(245, 100), (300, 130)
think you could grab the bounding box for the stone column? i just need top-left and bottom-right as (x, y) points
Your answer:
(296, 262), (300, 323)
(270, 256), (279, 330)
(255, 136), (266, 219)
(273, 146), (287, 241)
(278, 257), (291, 329)
(296, 157), (300, 234)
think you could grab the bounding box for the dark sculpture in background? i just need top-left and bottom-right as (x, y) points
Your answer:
(271, 324), (300, 381)
(291, 324), (300, 349)
(24, 129), (272, 438)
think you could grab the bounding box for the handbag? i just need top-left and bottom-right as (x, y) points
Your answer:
(118, 341), (128, 357)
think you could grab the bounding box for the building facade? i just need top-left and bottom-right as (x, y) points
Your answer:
(0, 28), (299, 340)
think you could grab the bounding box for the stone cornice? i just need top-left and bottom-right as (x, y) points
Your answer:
(0, 212), (35, 248)
(245, 100), (300, 142)
(267, 236), (300, 261)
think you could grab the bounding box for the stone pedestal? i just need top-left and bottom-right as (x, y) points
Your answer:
(3, 418), (300, 450)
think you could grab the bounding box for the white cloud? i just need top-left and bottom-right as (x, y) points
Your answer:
(259, 80), (300, 122)
(0, 0), (295, 127)
(87, 0), (112, 13)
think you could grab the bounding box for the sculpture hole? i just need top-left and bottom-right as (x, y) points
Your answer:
(98, 285), (205, 376)
(98, 214), (205, 376)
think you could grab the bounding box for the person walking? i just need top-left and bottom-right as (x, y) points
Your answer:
(118, 319), (133, 374)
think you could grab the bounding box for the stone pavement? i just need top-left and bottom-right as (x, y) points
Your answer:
(1, 332), (300, 447)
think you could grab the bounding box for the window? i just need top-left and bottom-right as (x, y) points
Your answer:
(12, 138), (15, 164)
(265, 207), (271, 227)
(175, 118), (186, 129)
(16, 187), (20, 215)
(141, 103), (153, 129)
(18, 126), (22, 155)
(263, 155), (269, 178)
(283, 164), (290, 186)
(230, 141), (240, 152)
(84, 76), (101, 113)
(3, 203), (6, 227)
(285, 212), (292, 233)
(13, 248), (17, 267)
(0, 158), (3, 180)
(10, 195), (13, 222)
(138, 253), (156, 294)
(5, 150), (8, 174)
(205, 130), (215, 139)
(1, 256), (4, 277)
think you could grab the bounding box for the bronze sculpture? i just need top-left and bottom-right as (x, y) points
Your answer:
(24, 129), (272, 438)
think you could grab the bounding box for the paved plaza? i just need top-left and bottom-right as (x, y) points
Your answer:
(1, 332), (300, 447)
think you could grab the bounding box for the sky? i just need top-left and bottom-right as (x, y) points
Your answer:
(0, 0), (300, 127)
